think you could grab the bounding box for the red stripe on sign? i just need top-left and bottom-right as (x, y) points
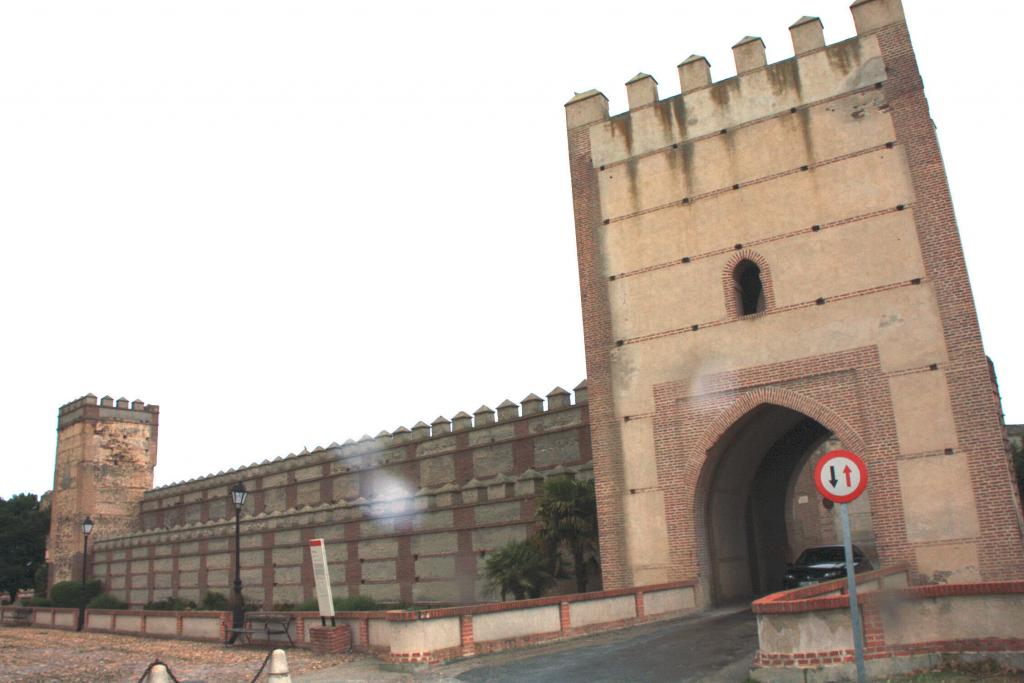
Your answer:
(309, 539), (322, 546)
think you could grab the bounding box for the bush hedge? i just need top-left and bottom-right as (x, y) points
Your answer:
(144, 596), (196, 611)
(293, 595), (387, 612)
(49, 580), (103, 609)
(87, 593), (129, 610)
(200, 591), (229, 611)
(21, 596), (53, 607)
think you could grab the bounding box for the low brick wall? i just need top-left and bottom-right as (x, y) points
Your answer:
(5, 581), (697, 664)
(751, 567), (1024, 681)
(242, 611), (389, 651)
(380, 580), (698, 664)
(84, 609), (230, 642)
(0, 606), (78, 631)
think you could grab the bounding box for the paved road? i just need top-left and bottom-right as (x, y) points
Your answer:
(450, 606), (757, 683)
(294, 607), (758, 683)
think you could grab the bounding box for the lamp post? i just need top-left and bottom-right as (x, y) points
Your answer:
(227, 481), (247, 644)
(78, 516), (94, 631)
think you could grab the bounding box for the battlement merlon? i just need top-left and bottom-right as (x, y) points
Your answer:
(564, 0), (906, 132)
(57, 393), (159, 430)
(144, 381), (588, 498)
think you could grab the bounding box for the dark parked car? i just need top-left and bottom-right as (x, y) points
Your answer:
(782, 545), (873, 589)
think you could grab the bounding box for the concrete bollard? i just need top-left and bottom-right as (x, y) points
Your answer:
(142, 663), (173, 683)
(267, 649), (292, 683)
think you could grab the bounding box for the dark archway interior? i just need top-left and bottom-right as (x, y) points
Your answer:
(701, 404), (831, 605)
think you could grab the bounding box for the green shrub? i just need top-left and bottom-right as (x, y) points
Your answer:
(144, 596), (195, 611)
(200, 591), (229, 611)
(21, 596), (52, 607)
(49, 580), (103, 608)
(292, 595), (387, 612)
(484, 539), (553, 601)
(335, 595), (384, 611)
(87, 593), (129, 610)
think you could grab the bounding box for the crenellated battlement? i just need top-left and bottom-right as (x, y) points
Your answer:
(57, 393), (159, 430)
(144, 380), (588, 500)
(565, 0), (905, 159)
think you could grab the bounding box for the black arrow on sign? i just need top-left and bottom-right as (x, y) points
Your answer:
(828, 465), (838, 488)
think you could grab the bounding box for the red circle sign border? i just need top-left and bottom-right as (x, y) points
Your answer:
(814, 450), (869, 504)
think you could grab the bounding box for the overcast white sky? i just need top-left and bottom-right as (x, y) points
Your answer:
(1, 1), (1020, 499)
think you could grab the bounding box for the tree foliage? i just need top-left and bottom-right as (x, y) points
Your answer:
(535, 477), (600, 593)
(483, 538), (553, 601)
(0, 493), (50, 603)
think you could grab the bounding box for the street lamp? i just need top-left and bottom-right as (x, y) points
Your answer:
(227, 482), (247, 644)
(79, 516), (94, 630)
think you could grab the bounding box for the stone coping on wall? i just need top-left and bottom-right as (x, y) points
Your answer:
(753, 566), (1024, 615)
(85, 608), (228, 617)
(93, 463), (593, 550)
(382, 580), (697, 621)
(751, 575), (1024, 679)
(143, 383), (588, 500)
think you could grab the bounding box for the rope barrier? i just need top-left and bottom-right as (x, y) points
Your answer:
(249, 649), (274, 683)
(137, 649), (278, 683)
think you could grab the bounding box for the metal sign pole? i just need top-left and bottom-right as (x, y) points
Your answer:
(839, 502), (867, 683)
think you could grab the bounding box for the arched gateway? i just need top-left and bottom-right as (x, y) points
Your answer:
(565, 0), (1024, 604)
(694, 399), (874, 605)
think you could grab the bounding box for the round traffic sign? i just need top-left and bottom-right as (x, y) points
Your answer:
(814, 450), (868, 504)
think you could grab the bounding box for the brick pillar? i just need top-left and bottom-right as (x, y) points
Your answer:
(460, 614), (475, 657)
(310, 625), (351, 654)
(358, 618), (370, 652)
(860, 600), (887, 658)
(635, 591), (645, 620)
(559, 601), (571, 635)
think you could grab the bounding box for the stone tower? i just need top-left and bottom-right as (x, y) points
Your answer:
(566, 0), (1024, 606)
(47, 394), (159, 585)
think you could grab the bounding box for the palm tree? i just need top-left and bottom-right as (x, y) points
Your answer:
(483, 539), (552, 601)
(535, 477), (599, 593)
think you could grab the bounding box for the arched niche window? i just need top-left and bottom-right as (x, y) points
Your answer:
(733, 260), (765, 316)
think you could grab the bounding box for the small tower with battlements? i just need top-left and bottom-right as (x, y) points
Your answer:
(47, 394), (159, 585)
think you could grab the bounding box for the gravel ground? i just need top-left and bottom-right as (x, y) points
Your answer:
(0, 626), (351, 682)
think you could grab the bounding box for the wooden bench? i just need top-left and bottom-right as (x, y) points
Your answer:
(1, 608), (33, 627)
(227, 614), (295, 646)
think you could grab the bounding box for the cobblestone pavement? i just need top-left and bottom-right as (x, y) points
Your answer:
(0, 627), (351, 682)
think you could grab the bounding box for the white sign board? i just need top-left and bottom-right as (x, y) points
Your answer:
(308, 538), (335, 619)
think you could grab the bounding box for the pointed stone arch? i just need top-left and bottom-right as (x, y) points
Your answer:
(691, 386), (868, 463)
(687, 386), (870, 605)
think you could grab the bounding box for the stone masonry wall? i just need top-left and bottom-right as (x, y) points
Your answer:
(89, 384), (591, 607)
(48, 395), (159, 585)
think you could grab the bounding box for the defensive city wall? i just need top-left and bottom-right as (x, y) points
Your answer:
(49, 383), (592, 608)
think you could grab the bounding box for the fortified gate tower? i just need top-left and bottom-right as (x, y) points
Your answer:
(566, 0), (1024, 606)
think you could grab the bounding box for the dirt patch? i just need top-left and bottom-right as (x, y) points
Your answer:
(0, 626), (351, 682)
